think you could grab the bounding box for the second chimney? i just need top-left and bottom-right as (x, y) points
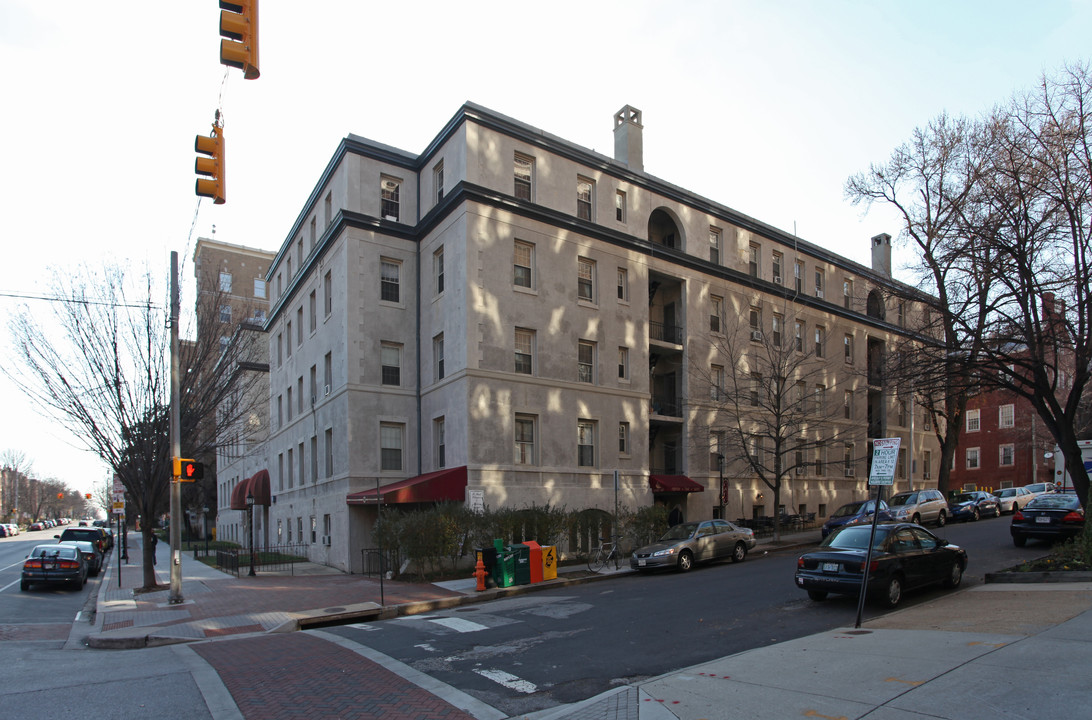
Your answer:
(613, 105), (644, 173)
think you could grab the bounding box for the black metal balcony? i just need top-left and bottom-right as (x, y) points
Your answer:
(650, 322), (683, 345)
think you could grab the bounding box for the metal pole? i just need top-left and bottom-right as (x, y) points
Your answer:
(117, 512), (122, 588)
(376, 477), (384, 606)
(247, 493), (256, 576)
(169, 251), (184, 604)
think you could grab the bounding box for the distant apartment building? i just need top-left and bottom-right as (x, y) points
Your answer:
(260, 103), (939, 571)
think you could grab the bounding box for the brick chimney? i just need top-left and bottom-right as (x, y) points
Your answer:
(871, 233), (892, 277)
(613, 105), (643, 172)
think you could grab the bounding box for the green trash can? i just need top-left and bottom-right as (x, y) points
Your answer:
(508, 543), (532, 586)
(492, 539), (516, 588)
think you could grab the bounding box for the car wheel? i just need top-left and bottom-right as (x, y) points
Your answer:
(879, 575), (903, 608)
(676, 550), (694, 572)
(20, 580), (29, 592)
(943, 561), (963, 588)
(971, 508), (980, 521)
(731, 542), (747, 563)
(1013, 534), (1027, 547)
(807, 590), (828, 601)
(911, 513), (921, 525)
(936, 511), (946, 528)
(993, 505), (1001, 518)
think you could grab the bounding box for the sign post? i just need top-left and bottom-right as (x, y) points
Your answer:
(855, 437), (900, 629)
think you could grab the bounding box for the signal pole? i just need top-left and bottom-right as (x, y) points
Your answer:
(169, 251), (183, 605)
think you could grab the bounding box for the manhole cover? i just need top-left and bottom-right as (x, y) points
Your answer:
(323, 607), (347, 613)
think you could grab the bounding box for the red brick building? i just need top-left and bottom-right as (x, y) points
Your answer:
(948, 389), (1054, 492)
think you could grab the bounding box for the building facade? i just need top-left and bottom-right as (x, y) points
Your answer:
(262, 103), (939, 572)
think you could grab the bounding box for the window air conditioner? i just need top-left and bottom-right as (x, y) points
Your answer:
(324, 384), (330, 396)
(321, 535), (331, 546)
(795, 466), (805, 475)
(816, 290), (824, 299)
(751, 330), (763, 341)
(773, 276), (782, 284)
(844, 468), (855, 477)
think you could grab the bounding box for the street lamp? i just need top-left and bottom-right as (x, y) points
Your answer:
(245, 491), (256, 576)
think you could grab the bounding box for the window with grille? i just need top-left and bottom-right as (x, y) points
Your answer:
(220, 272), (232, 293)
(434, 247), (444, 295)
(577, 177), (594, 220)
(515, 328), (534, 374)
(381, 178), (400, 220)
(435, 417), (446, 469)
(618, 346), (629, 380)
(619, 422), (630, 454)
(515, 415), (535, 464)
(434, 161), (444, 204)
(381, 260), (400, 302)
(711, 296), (723, 332)
(966, 447), (980, 469)
(772, 253), (783, 284)
(615, 190), (626, 222)
(381, 423), (403, 471)
(617, 267), (628, 300)
(514, 241), (533, 288)
(999, 404), (1014, 428)
(710, 228), (721, 264)
(578, 258), (595, 301)
(578, 421), (596, 467)
(966, 409), (980, 432)
(434, 334), (445, 381)
(514, 154), (533, 200)
(999, 444), (1014, 466)
(381, 343), (401, 386)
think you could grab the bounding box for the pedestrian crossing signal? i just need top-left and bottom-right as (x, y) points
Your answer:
(173, 458), (205, 481)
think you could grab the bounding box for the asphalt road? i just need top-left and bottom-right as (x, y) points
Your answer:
(325, 512), (1040, 718)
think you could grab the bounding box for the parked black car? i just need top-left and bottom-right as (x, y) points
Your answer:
(795, 523), (967, 608)
(56, 526), (111, 554)
(21, 544), (88, 591)
(1011, 493), (1085, 546)
(947, 491), (1001, 522)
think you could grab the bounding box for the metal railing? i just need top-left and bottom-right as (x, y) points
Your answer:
(649, 322), (683, 345)
(213, 544), (309, 576)
(360, 548), (401, 578)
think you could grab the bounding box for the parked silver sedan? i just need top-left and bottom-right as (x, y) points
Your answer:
(631, 519), (756, 572)
(993, 486), (1034, 514)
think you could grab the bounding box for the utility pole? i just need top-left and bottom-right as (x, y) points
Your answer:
(169, 251), (184, 605)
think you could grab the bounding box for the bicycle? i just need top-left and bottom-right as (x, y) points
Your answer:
(587, 537), (621, 573)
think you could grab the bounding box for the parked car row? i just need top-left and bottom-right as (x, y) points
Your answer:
(0, 523), (21, 537)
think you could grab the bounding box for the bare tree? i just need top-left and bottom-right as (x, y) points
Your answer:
(695, 300), (864, 540)
(3, 262), (266, 588)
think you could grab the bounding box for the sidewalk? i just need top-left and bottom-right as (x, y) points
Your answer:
(87, 532), (1092, 719)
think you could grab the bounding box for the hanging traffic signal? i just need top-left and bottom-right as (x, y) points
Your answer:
(195, 124), (225, 204)
(57, 492), (64, 500)
(219, 1), (260, 80)
(85, 493), (92, 500)
(173, 457), (205, 482)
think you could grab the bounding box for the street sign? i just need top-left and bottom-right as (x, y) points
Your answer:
(869, 438), (901, 486)
(111, 501), (125, 515)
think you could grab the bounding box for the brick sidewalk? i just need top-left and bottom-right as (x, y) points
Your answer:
(193, 633), (478, 720)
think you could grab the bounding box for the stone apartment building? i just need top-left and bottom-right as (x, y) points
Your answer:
(257, 103), (939, 572)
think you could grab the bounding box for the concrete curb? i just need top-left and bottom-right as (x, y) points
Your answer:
(984, 570), (1092, 583)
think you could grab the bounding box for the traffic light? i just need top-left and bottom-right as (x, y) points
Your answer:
(173, 458), (205, 482)
(85, 493), (92, 500)
(219, 0), (260, 79)
(57, 492), (64, 500)
(195, 124), (225, 204)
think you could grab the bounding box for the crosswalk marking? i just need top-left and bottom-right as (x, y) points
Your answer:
(428, 617), (488, 633)
(474, 668), (537, 694)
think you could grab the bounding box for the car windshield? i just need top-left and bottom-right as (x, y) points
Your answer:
(831, 502), (866, 518)
(994, 489), (1012, 497)
(660, 522), (700, 541)
(889, 493), (916, 506)
(30, 545), (76, 559)
(1027, 494), (1080, 510)
(821, 526), (888, 550)
(952, 493), (978, 503)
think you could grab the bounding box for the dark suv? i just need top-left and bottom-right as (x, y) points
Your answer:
(56, 527), (110, 554)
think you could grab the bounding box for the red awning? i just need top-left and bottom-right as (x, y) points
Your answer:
(649, 475), (705, 493)
(346, 466), (468, 505)
(229, 469), (271, 510)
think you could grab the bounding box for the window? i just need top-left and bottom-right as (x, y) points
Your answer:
(748, 243), (760, 277)
(814, 384), (826, 415)
(287, 258), (293, 279)
(277, 272), (282, 298)
(711, 295), (723, 333)
(381, 343), (401, 386)
(434, 160), (444, 204)
(815, 268), (824, 298)
(795, 380), (807, 411)
(966, 409), (981, 432)
(999, 444), (1014, 467)
(750, 372), (762, 406)
(710, 431), (724, 471)
(619, 422), (630, 455)
(897, 301), (905, 327)
(922, 449), (932, 479)
(749, 307), (761, 340)
(514, 153), (533, 200)
(435, 417), (446, 469)
(514, 241), (534, 289)
(381, 259), (400, 302)
(323, 270), (332, 317)
(578, 340), (595, 383)
(277, 453), (284, 491)
(515, 415), (536, 464)
(287, 386), (293, 421)
(750, 435), (764, 467)
(298, 376), (304, 414)
(814, 443), (825, 476)
(324, 351), (332, 391)
(897, 400), (907, 427)
(287, 447), (294, 488)
(794, 260), (804, 293)
(615, 190), (626, 222)
(254, 278), (266, 299)
(843, 279), (852, 310)
(380, 423), (403, 471)
(298, 236), (305, 268)
(433, 334), (445, 381)
(286, 321), (292, 357)
(515, 328), (534, 374)
(434, 247), (444, 295)
(297, 307), (304, 345)
(618, 346), (629, 380)
(309, 291), (317, 333)
(219, 305), (231, 323)
(709, 228), (722, 264)
(381, 177), (400, 220)
(276, 395), (283, 428)
(275, 334), (283, 368)
(617, 268), (628, 301)
(844, 334), (853, 364)
(298, 441), (305, 485)
(220, 272), (232, 293)
(325, 428), (334, 477)
(844, 390), (853, 419)
(324, 192), (332, 228)
(814, 326), (825, 358)
(966, 447), (980, 470)
(310, 365), (317, 403)
(771, 314), (782, 346)
(923, 410), (932, 431)
(577, 177), (594, 220)
(844, 443), (855, 477)
(772, 252), (783, 284)
(577, 420), (596, 467)
(577, 258), (595, 302)
(794, 320), (804, 352)
(999, 404), (1015, 428)
(712, 365), (725, 402)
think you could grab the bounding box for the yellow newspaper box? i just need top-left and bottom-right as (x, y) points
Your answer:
(541, 545), (557, 581)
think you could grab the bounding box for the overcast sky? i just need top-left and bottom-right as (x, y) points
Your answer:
(1, 1), (1089, 496)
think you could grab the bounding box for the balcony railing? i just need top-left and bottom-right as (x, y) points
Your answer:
(650, 322), (683, 345)
(650, 395), (682, 417)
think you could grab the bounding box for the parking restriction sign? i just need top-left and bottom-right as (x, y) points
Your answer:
(869, 438), (901, 486)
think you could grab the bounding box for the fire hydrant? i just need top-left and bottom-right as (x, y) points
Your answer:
(473, 553), (488, 592)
